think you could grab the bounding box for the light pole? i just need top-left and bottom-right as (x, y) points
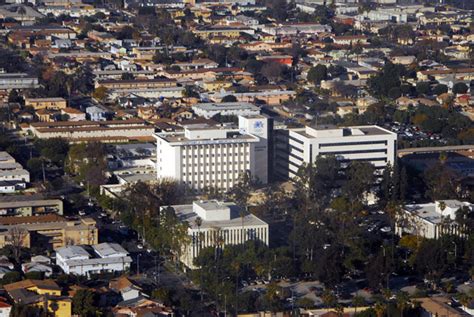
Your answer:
(218, 293), (227, 317)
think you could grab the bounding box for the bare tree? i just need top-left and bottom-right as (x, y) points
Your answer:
(7, 227), (28, 263)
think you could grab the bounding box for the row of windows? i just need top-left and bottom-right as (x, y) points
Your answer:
(183, 143), (249, 149)
(183, 161), (250, 167)
(183, 169), (246, 176)
(320, 149), (388, 155)
(319, 140), (388, 148)
(182, 152), (249, 159)
(288, 135), (304, 145)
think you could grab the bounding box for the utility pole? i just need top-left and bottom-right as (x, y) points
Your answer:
(42, 160), (46, 183)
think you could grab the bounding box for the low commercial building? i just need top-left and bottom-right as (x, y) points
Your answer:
(169, 200), (269, 269)
(274, 125), (397, 179)
(0, 214), (98, 250)
(0, 195), (63, 216)
(29, 119), (155, 142)
(395, 200), (472, 239)
(192, 102), (260, 119)
(56, 243), (132, 276)
(154, 115), (271, 192)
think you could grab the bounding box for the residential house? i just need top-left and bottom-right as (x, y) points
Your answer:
(61, 107), (86, 121)
(86, 105), (113, 121)
(4, 279), (72, 317)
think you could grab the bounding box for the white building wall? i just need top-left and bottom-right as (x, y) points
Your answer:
(184, 224), (269, 268)
(284, 126), (397, 178)
(155, 119), (267, 192)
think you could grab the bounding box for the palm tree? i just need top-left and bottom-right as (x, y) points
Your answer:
(240, 208), (247, 243)
(194, 216), (203, 303)
(195, 216), (203, 251)
(352, 295), (365, 315)
(374, 301), (386, 317)
(396, 291), (410, 317)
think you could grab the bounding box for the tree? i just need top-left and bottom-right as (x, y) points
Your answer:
(7, 227), (28, 263)
(416, 82), (431, 96)
(121, 72), (134, 80)
(396, 291), (410, 317)
(72, 289), (97, 317)
(352, 295), (366, 315)
(66, 142), (107, 189)
(34, 138), (69, 166)
(261, 62), (286, 83)
(368, 61), (404, 97)
(92, 86), (109, 102)
(2, 271), (22, 285)
(423, 162), (460, 201)
(229, 171), (252, 210)
(433, 84), (448, 96)
(343, 161), (375, 205)
(8, 90), (22, 104)
(452, 82), (468, 94)
(27, 157), (44, 181)
(222, 95), (238, 102)
(307, 64), (328, 85)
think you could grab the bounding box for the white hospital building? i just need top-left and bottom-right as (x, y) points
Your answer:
(169, 200), (269, 269)
(154, 115), (271, 192)
(274, 125), (397, 179)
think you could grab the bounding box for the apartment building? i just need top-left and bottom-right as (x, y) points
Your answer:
(0, 195), (63, 216)
(274, 125), (397, 179)
(192, 102), (260, 119)
(169, 200), (269, 269)
(29, 119), (155, 142)
(56, 243), (132, 276)
(154, 115), (270, 192)
(0, 152), (30, 192)
(0, 214), (98, 250)
(0, 73), (39, 90)
(96, 78), (177, 90)
(24, 97), (67, 110)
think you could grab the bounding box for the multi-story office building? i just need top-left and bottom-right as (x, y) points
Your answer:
(154, 115), (271, 192)
(169, 200), (269, 269)
(275, 125), (397, 179)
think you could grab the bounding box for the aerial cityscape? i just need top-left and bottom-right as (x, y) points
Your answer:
(0, 0), (472, 315)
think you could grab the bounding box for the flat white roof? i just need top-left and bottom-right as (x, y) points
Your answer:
(56, 245), (90, 260)
(171, 202), (268, 230)
(93, 242), (128, 258)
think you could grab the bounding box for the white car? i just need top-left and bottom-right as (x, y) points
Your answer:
(79, 210), (86, 216)
(380, 226), (391, 233)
